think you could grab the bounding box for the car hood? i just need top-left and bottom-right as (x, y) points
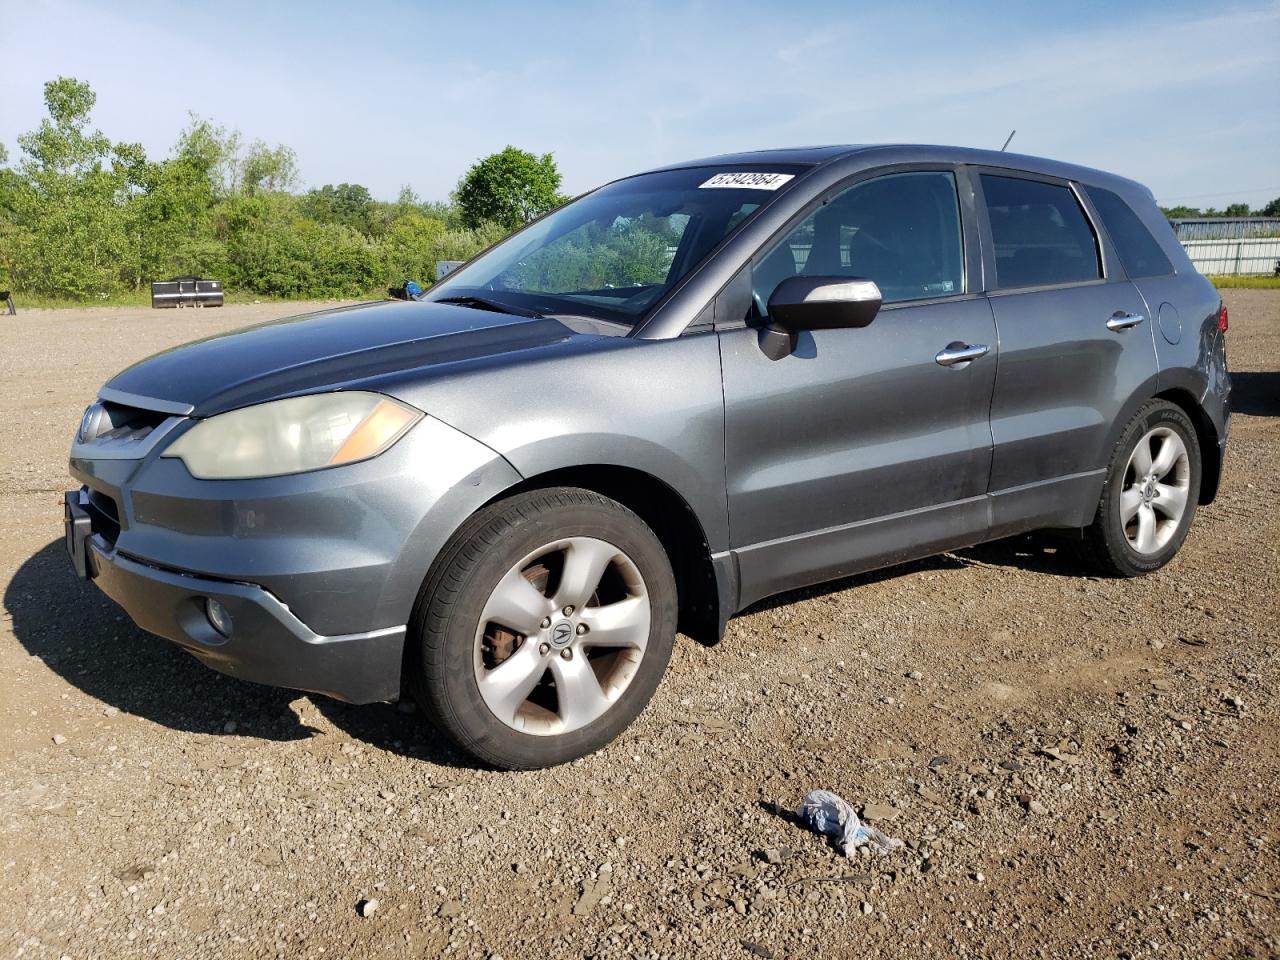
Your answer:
(104, 300), (587, 416)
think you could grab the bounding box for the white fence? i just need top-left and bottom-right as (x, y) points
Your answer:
(1179, 237), (1280, 276)
(1172, 218), (1280, 276)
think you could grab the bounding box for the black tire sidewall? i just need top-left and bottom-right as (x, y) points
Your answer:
(412, 489), (677, 769)
(1097, 401), (1201, 576)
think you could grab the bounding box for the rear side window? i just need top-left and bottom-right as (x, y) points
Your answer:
(981, 174), (1101, 289)
(1085, 186), (1174, 279)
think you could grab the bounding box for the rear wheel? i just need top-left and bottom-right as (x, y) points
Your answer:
(408, 487), (676, 769)
(1083, 399), (1201, 577)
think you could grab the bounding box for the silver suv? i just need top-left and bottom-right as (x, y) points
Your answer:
(65, 145), (1231, 769)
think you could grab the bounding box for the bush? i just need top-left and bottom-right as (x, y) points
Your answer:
(221, 195), (382, 298)
(379, 214), (503, 285)
(0, 77), (537, 301)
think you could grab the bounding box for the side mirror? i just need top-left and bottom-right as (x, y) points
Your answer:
(758, 276), (882, 360)
(768, 276), (882, 330)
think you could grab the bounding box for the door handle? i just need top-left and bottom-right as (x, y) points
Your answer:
(1106, 311), (1145, 331)
(935, 342), (990, 367)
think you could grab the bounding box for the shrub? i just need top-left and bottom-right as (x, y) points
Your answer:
(0, 77), (545, 301)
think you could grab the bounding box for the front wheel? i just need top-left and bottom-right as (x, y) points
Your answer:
(1083, 399), (1201, 577)
(408, 487), (677, 769)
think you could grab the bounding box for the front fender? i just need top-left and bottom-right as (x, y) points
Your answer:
(387, 332), (731, 552)
(373, 418), (525, 631)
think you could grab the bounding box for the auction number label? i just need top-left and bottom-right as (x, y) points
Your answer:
(699, 172), (795, 190)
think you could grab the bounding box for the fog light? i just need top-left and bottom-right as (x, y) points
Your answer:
(205, 598), (233, 638)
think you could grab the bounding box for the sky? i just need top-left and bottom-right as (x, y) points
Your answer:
(1, 0), (1278, 209)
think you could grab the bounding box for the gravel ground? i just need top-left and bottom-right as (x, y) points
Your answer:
(1, 293), (1277, 960)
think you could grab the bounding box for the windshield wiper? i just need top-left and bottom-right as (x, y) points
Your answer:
(434, 295), (543, 319)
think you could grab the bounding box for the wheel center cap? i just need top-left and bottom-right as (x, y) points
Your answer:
(549, 619), (575, 649)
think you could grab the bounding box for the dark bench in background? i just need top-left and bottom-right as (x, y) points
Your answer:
(150, 277), (223, 308)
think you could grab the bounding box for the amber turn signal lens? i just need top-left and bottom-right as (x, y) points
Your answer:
(330, 399), (419, 465)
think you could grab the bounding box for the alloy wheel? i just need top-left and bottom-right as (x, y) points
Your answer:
(472, 536), (650, 735)
(1120, 426), (1191, 555)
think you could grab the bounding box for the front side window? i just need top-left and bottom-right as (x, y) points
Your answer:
(428, 166), (802, 325)
(981, 174), (1101, 289)
(752, 171), (965, 312)
(1085, 185), (1174, 279)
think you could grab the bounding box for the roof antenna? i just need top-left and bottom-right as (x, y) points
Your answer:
(1000, 129), (1016, 152)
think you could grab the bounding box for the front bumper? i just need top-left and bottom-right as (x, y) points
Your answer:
(69, 413), (521, 638)
(66, 490), (405, 703)
(64, 403), (523, 702)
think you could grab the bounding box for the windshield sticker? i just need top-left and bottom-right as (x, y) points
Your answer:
(699, 172), (794, 191)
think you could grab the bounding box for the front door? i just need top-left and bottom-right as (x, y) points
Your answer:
(719, 169), (998, 609)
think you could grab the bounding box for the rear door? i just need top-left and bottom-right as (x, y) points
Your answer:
(718, 168), (998, 608)
(975, 171), (1158, 536)
(1081, 182), (1219, 374)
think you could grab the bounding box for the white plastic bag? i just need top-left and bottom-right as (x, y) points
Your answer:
(796, 789), (904, 857)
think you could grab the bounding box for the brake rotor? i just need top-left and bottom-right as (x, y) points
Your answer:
(480, 562), (552, 668)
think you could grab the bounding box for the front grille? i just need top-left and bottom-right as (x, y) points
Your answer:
(83, 401), (170, 445)
(74, 400), (184, 461)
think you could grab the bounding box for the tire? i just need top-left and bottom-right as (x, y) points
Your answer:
(407, 487), (677, 770)
(1083, 399), (1201, 577)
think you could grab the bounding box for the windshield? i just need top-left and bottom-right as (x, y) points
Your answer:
(426, 166), (806, 326)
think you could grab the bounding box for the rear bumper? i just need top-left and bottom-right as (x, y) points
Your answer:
(70, 491), (405, 704)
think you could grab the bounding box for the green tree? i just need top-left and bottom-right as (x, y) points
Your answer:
(302, 183), (375, 232)
(1160, 205), (1202, 220)
(17, 76), (112, 175)
(454, 146), (562, 230)
(395, 185), (420, 210)
(1261, 196), (1280, 217)
(7, 77), (142, 297)
(0, 75), (533, 300)
(173, 114), (242, 199)
(0, 147), (18, 289)
(377, 210), (503, 285)
(123, 129), (227, 287)
(1223, 202), (1251, 218)
(219, 192), (385, 297)
(238, 140), (298, 195)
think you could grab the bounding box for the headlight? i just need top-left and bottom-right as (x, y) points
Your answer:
(161, 392), (421, 479)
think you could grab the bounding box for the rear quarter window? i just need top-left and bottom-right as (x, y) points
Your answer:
(1084, 186), (1174, 279)
(981, 174), (1101, 289)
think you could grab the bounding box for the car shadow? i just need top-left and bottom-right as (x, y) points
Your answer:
(958, 531), (1099, 577)
(4, 540), (474, 767)
(1230, 371), (1279, 417)
(307, 698), (477, 768)
(738, 530), (1096, 617)
(6, 529), (1096, 767)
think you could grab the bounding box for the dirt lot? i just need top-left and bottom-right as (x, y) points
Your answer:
(1, 294), (1277, 960)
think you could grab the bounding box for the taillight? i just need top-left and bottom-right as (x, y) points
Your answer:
(1218, 303), (1229, 333)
